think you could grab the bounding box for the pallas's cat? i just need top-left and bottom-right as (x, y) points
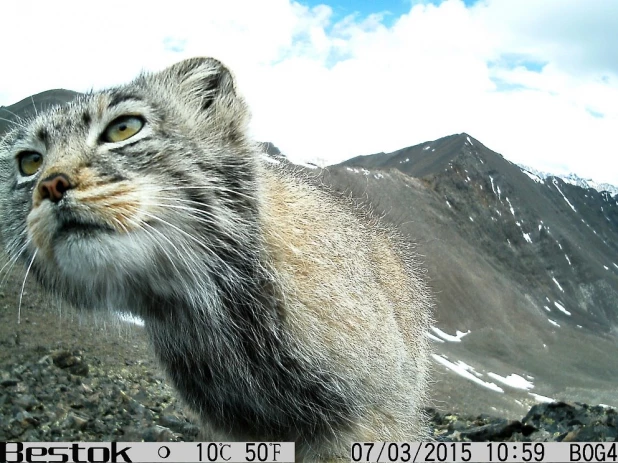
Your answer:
(0, 58), (432, 460)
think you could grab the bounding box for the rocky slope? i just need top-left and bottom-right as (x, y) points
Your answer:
(332, 133), (618, 418)
(1, 312), (615, 442)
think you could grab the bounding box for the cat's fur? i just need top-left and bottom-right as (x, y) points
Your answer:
(0, 58), (432, 460)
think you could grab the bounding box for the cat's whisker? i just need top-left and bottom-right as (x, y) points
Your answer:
(139, 202), (248, 244)
(0, 241), (31, 288)
(0, 254), (23, 282)
(138, 210), (233, 273)
(139, 226), (210, 307)
(18, 249), (38, 324)
(0, 246), (24, 275)
(137, 183), (256, 210)
(153, 182), (220, 191)
(152, 203), (231, 222)
(111, 217), (130, 234)
(121, 214), (190, 278)
(0, 117), (26, 130)
(154, 185), (257, 202)
(146, 193), (235, 211)
(138, 210), (208, 249)
(30, 96), (39, 117)
(124, 216), (216, 312)
(111, 216), (146, 253)
(140, 224), (186, 270)
(159, 196), (250, 212)
(120, 213), (237, 302)
(119, 204), (224, 276)
(0, 106), (27, 121)
(141, 201), (221, 222)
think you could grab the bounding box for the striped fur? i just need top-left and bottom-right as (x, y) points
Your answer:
(0, 58), (432, 461)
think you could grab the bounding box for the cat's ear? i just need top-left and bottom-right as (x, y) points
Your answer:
(158, 57), (249, 134)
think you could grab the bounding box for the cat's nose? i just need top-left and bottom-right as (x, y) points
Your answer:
(38, 173), (72, 203)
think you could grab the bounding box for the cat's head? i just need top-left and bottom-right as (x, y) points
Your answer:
(0, 58), (259, 314)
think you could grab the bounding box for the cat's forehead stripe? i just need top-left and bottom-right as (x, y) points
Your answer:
(36, 127), (49, 145)
(107, 92), (143, 109)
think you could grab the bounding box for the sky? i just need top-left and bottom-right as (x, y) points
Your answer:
(1, 0), (617, 184)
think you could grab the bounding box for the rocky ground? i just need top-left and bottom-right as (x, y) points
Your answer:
(430, 403), (617, 442)
(1, 344), (616, 443)
(0, 346), (199, 442)
(0, 308), (615, 443)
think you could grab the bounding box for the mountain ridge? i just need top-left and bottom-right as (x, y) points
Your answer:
(519, 165), (618, 197)
(339, 133), (618, 197)
(0, 89), (79, 135)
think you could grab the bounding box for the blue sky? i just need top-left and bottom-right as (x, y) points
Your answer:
(304, 0), (480, 26)
(1, 0), (617, 184)
(304, 0), (412, 26)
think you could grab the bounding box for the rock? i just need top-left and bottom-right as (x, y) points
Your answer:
(12, 394), (38, 411)
(15, 411), (38, 427)
(66, 412), (89, 430)
(522, 402), (617, 442)
(158, 413), (199, 438)
(1, 378), (19, 387)
(52, 350), (89, 376)
(123, 424), (179, 442)
(459, 420), (536, 441)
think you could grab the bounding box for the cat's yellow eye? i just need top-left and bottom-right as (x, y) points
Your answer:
(17, 151), (43, 177)
(102, 116), (144, 143)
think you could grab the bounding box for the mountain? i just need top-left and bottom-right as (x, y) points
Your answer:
(518, 165), (618, 197)
(1, 86), (616, 421)
(0, 89), (79, 135)
(327, 133), (618, 417)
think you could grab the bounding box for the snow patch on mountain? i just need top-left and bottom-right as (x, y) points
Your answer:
(487, 373), (534, 391)
(521, 169), (544, 184)
(432, 355), (504, 393)
(519, 165), (618, 196)
(554, 301), (571, 316)
(552, 179), (577, 212)
(529, 393), (555, 403)
(431, 327), (471, 342)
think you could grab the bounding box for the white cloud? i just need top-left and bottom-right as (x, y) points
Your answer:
(1, 0), (617, 184)
(476, 0), (618, 77)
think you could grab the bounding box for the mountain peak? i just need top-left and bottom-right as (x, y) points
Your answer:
(337, 132), (493, 178)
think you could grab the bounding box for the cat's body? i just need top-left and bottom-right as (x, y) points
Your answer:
(0, 58), (432, 460)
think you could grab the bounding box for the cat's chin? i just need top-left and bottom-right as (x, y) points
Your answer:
(28, 204), (204, 312)
(28, 202), (113, 257)
(52, 232), (149, 278)
(46, 230), (204, 317)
